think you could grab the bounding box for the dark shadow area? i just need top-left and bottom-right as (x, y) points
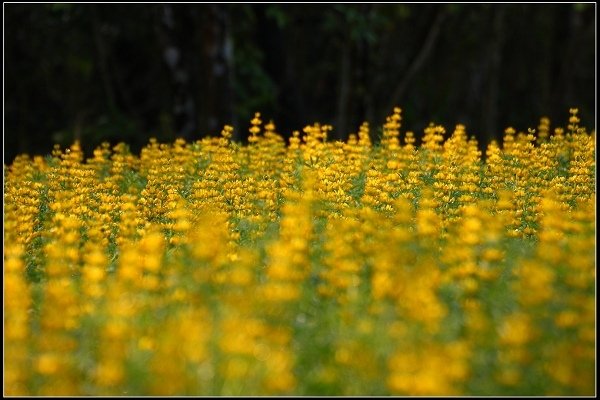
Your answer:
(4, 3), (596, 162)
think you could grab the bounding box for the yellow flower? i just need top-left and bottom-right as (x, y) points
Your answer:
(499, 313), (535, 346)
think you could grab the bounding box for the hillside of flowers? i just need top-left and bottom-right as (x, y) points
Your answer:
(4, 108), (595, 396)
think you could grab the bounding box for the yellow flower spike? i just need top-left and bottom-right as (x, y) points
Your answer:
(249, 112), (262, 137)
(265, 120), (276, 132)
(36, 353), (61, 375)
(499, 313), (536, 346)
(4, 243), (32, 395)
(2, 107), (595, 395)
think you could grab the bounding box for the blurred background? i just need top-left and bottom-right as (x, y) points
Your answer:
(4, 3), (596, 163)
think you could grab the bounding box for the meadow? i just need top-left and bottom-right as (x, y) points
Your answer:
(4, 108), (595, 395)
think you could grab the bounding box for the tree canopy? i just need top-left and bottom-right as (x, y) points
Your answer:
(4, 3), (596, 162)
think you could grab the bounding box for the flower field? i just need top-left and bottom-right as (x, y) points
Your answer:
(4, 108), (596, 395)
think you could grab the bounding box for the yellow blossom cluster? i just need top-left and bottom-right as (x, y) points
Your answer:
(3, 108), (595, 396)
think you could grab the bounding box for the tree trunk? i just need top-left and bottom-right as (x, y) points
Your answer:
(159, 4), (197, 140)
(334, 41), (351, 141)
(483, 7), (506, 144)
(386, 6), (447, 113)
(199, 5), (234, 138)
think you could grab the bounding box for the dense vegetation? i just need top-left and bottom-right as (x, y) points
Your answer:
(4, 108), (595, 395)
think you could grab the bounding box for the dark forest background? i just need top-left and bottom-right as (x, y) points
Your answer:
(4, 3), (596, 163)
